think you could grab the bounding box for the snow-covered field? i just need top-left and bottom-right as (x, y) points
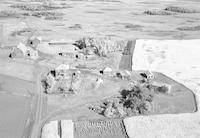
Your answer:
(127, 39), (200, 138)
(132, 39), (200, 92)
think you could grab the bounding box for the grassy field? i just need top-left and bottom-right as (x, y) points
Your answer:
(0, 93), (31, 138)
(0, 73), (38, 138)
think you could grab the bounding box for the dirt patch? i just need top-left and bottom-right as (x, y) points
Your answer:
(100, 8), (119, 11)
(68, 24), (82, 29)
(124, 24), (143, 30)
(74, 119), (127, 138)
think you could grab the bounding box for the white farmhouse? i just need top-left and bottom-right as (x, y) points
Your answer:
(55, 64), (70, 79)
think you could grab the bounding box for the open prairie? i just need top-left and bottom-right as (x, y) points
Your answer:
(0, 0), (200, 45)
(1, 0), (200, 138)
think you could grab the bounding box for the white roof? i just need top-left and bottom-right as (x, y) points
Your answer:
(56, 64), (70, 70)
(17, 42), (27, 54)
(96, 78), (104, 84)
(49, 39), (74, 44)
(103, 67), (112, 72)
(30, 36), (42, 41)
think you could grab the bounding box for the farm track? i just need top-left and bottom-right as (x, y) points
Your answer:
(30, 65), (44, 138)
(119, 40), (135, 71)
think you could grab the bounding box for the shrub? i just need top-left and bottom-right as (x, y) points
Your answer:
(11, 3), (69, 11)
(177, 25), (200, 31)
(164, 6), (199, 13)
(11, 4), (47, 11)
(10, 28), (35, 36)
(73, 39), (87, 49)
(144, 10), (175, 15)
(45, 15), (63, 20)
(125, 24), (143, 30)
(74, 38), (120, 57)
(89, 83), (154, 118)
(41, 78), (50, 94)
(120, 85), (153, 115)
(32, 11), (64, 18)
(0, 10), (20, 18)
(156, 85), (170, 93)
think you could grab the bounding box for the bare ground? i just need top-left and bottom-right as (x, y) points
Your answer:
(74, 119), (128, 138)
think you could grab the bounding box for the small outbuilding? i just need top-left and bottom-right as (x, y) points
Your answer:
(95, 78), (104, 89)
(55, 64), (70, 79)
(100, 67), (113, 75)
(27, 36), (42, 48)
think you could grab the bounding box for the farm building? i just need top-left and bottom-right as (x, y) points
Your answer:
(55, 64), (70, 79)
(9, 42), (39, 60)
(26, 36), (42, 48)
